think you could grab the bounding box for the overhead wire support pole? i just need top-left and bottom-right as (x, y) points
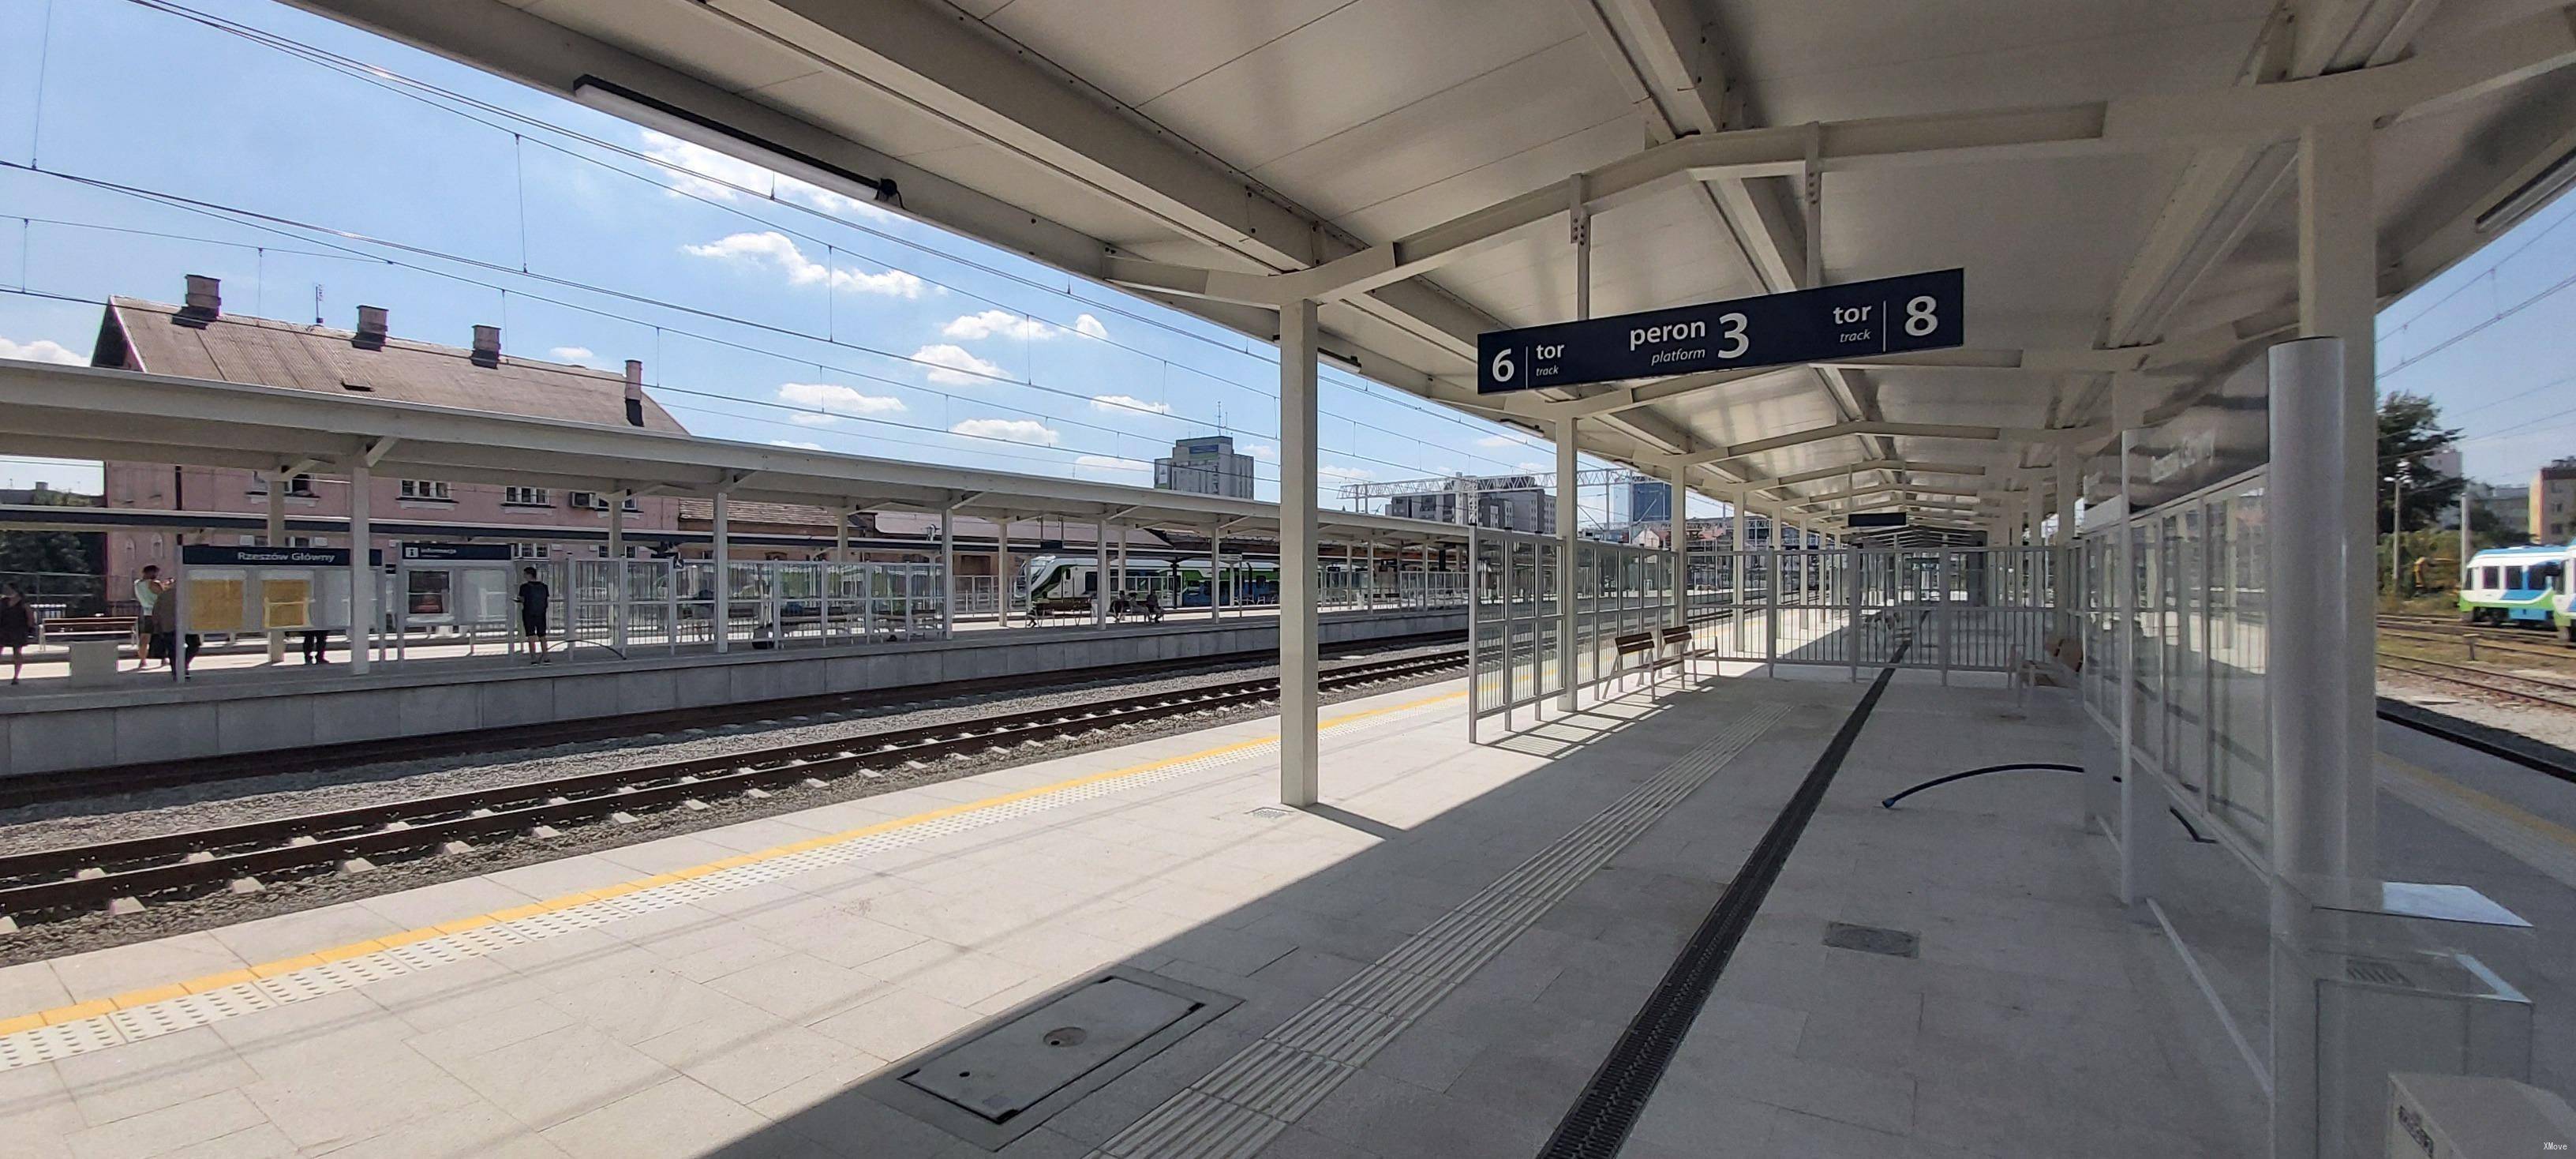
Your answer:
(1279, 297), (1321, 807)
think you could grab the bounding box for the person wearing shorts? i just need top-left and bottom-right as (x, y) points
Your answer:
(515, 567), (552, 664)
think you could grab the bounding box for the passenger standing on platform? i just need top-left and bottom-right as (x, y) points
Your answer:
(132, 565), (167, 671)
(515, 567), (552, 664)
(0, 585), (32, 685)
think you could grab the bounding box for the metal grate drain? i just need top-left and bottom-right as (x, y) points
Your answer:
(1246, 806), (1290, 820)
(1822, 921), (1919, 958)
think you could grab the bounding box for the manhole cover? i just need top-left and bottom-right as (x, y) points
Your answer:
(1822, 921), (1919, 958)
(865, 967), (1240, 1149)
(1247, 806), (1290, 820)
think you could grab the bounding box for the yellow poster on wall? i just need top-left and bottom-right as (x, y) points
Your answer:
(263, 579), (314, 629)
(188, 578), (246, 632)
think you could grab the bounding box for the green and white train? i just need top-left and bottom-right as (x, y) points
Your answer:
(2458, 542), (2573, 638)
(1019, 555), (1284, 607)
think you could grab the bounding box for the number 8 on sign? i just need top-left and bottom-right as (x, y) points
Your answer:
(1904, 295), (1938, 337)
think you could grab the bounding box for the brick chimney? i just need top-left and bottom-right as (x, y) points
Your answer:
(174, 275), (222, 328)
(470, 324), (501, 368)
(352, 306), (388, 351)
(623, 360), (646, 427)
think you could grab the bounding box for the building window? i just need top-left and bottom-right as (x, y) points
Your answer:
(503, 486), (550, 507)
(568, 490), (605, 511)
(399, 479), (451, 501)
(511, 542), (549, 559)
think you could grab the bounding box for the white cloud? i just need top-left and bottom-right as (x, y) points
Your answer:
(1089, 394), (1172, 416)
(777, 381), (905, 419)
(1515, 461), (1555, 476)
(1074, 313), (1110, 339)
(911, 343), (1009, 386)
(1477, 434), (1533, 448)
(1320, 463), (1376, 483)
(769, 440), (826, 451)
(638, 130), (893, 222)
(1240, 443), (1277, 462)
(548, 346), (595, 362)
(951, 418), (1058, 446)
(0, 337), (84, 366)
(682, 231), (927, 298)
(941, 310), (1055, 342)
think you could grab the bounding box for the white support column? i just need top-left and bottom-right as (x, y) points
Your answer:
(712, 490), (731, 655)
(2267, 117), (2379, 1159)
(1094, 517), (1110, 628)
(939, 504), (956, 637)
(265, 476), (286, 664)
(1555, 416), (1579, 712)
(347, 463), (372, 675)
(1208, 526), (1224, 620)
(1364, 539), (1376, 612)
(996, 516), (1012, 628)
(609, 493), (629, 653)
(1668, 464), (1687, 626)
(1279, 297), (1322, 807)
(1114, 528), (1128, 604)
(2292, 119), (2379, 881)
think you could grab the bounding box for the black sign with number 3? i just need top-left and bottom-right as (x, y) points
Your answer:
(1476, 268), (1964, 395)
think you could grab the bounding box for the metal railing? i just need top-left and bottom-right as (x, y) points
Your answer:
(1687, 545), (2058, 680)
(1466, 527), (1677, 740)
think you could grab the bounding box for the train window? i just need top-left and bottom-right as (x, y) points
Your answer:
(2482, 566), (2499, 588)
(2505, 565), (2525, 589)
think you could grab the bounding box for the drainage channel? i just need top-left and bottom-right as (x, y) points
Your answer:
(1537, 648), (1907, 1159)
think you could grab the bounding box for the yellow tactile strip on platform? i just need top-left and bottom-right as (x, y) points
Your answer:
(0, 690), (1462, 1069)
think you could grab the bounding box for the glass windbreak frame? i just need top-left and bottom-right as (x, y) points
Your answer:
(2099, 465), (2273, 867)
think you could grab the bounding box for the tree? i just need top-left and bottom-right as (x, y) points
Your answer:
(0, 487), (107, 613)
(2379, 392), (2462, 534)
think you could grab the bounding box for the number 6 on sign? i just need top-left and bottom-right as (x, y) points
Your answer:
(1490, 347), (1516, 384)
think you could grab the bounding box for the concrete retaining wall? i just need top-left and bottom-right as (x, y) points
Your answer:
(0, 610), (1465, 777)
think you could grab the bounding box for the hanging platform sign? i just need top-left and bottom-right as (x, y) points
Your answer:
(398, 542), (515, 562)
(181, 545), (382, 567)
(1846, 512), (1911, 529)
(1476, 268), (1963, 394)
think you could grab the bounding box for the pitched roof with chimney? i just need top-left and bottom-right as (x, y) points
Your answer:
(92, 292), (688, 434)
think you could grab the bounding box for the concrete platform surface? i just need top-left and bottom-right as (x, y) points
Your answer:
(0, 670), (2260, 1158)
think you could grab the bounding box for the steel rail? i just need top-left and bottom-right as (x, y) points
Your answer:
(2375, 654), (2576, 711)
(0, 649), (1467, 921)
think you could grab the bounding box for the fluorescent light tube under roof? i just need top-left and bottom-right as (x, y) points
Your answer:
(571, 77), (902, 211)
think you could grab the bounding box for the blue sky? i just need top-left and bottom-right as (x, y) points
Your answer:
(0, 0), (2570, 523)
(0, 0), (1650, 520)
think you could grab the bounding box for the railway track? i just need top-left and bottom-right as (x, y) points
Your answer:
(0, 647), (1468, 926)
(2375, 652), (2576, 713)
(0, 629), (1472, 810)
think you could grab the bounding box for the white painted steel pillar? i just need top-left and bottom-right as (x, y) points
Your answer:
(1094, 518), (1110, 628)
(939, 504), (955, 637)
(609, 495), (629, 653)
(265, 476), (286, 664)
(996, 516), (1012, 628)
(1668, 464), (1687, 627)
(1208, 525), (1223, 621)
(1555, 416), (1578, 712)
(1279, 298), (1322, 807)
(2266, 116), (2380, 1159)
(1365, 539), (1376, 612)
(347, 463), (372, 675)
(711, 491), (730, 655)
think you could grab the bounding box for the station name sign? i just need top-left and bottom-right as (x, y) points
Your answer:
(1846, 512), (1910, 529)
(1476, 268), (1964, 395)
(181, 546), (382, 567)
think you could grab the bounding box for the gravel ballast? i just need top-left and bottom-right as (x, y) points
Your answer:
(0, 644), (1461, 966)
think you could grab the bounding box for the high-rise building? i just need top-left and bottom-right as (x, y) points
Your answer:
(1629, 478), (1672, 523)
(1153, 436), (1256, 499)
(2536, 458), (2576, 542)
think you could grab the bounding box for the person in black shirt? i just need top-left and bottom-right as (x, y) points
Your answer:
(0, 585), (32, 685)
(515, 567), (552, 664)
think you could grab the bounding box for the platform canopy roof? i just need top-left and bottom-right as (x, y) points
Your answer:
(280, 0), (2576, 531)
(0, 362), (1466, 544)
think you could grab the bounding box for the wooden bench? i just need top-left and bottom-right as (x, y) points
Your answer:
(1030, 597), (1095, 623)
(1657, 625), (1695, 682)
(1611, 631), (1657, 692)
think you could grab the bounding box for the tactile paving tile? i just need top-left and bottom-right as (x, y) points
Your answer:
(1099, 704), (1787, 1159)
(0, 693), (1459, 1072)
